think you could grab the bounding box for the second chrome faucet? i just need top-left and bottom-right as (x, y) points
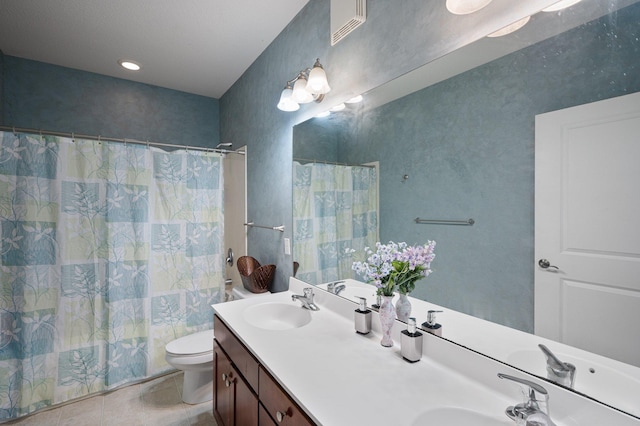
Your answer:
(538, 344), (576, 388)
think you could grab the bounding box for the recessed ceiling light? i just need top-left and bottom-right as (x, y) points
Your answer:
(330, 103), (346, 112)
(345, 95), (363, 104)
(118, 60), (141, 71)
(316, 111), (331, 118)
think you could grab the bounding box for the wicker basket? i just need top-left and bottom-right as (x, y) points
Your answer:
(237, 256), (276, 293)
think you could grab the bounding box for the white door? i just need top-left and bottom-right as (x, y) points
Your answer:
(535, 92), (640, 368)
(223, 147), (247, 298)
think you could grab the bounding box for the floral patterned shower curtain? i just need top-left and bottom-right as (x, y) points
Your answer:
(0, 131), (224, 420)
(293, 162), (378, 284)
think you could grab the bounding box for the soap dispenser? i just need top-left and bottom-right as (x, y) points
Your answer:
(422, 310), (443, 336)
(401, 317), (423, 363)
(371, 294), (382, 311)
(354, 297), (372, 335)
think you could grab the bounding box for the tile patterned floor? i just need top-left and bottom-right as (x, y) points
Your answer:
(3, 372), (217, 426)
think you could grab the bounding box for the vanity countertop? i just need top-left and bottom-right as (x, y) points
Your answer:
(213, 278), (639, 426)
(317, 278), (640, 418)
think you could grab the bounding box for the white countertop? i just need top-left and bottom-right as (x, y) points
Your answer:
(213, 278), (640, 426)
(317, 278), (640, 418)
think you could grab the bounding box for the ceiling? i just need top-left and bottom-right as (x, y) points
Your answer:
(0, 0), (309, 99)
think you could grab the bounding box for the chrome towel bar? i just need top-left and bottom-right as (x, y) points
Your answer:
(244, 222), (285, 232)
(414, 218), (475, 226)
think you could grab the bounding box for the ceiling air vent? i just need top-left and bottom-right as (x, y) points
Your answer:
(331, 0), (366, 46)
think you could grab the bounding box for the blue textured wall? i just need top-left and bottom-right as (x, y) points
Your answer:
(220, 0), (556, 295)
(293, 118), (342, 162)
(332, 5), (640, 332)
(1, 55), (220, 147)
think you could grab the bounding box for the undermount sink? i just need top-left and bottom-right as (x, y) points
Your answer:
(410, 407), (511, 426)
(242, 302), (312, 330)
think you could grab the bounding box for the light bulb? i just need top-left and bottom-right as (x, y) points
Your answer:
(277, 87), (300, 112)
(446, 0), (493, 15)
(292, 77), (314, 104)
(307, 62), (331, 95)
(487, 16), (530, 37)
(346, 95), (363, 104)
(543, 0), (583, 12)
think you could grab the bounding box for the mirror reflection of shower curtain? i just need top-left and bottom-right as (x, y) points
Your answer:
(293, 162), (378, 284)
(0, 131), (225, 421)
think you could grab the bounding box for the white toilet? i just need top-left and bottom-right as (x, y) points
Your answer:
(230, 285), (271, 300)
(165, 329), (215, 404)
(164, 285), (270, 404)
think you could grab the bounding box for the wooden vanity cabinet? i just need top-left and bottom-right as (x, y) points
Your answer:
(213, 314), (315, 426)
(214, 317), (259, 426)
(258, 403), (277, 426)
(214, 343), (258, 426)
(258, 367), (315, 426)
(214, 343), (234, 426)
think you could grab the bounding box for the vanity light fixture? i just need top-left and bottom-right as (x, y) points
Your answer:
(445, 0), (492, 15)
(542, 0), (583, 12)
(487, 15), (531, 37)
(277, 59), (331, 112)
(118, 60), (141, 71)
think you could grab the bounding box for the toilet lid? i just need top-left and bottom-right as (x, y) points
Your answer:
(166, 329), (213, 356)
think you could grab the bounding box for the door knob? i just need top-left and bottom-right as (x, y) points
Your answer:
(538, 259), (559, 270)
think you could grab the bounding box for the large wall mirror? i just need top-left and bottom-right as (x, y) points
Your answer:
(292, 0), (640, 418)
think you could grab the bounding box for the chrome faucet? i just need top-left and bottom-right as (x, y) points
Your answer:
(326, 280), (346, 295)
(498, 373), (557, 426)
(292, 287), (320, 311)
(538, 344), (576, 388)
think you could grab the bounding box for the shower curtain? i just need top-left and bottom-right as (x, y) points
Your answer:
(0, 131), (224, 420)
(293, 162), (378, 284)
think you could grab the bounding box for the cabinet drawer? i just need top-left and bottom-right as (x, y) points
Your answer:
(258, 403), (276, 426)
(235, 369), (259, 426)
(215, 314), (260, 392)
(258, 367), (315, 426)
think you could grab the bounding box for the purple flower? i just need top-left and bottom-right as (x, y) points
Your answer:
(351, 240), (436, 296)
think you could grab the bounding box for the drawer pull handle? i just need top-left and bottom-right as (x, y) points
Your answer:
(223, 372), (234, 387)
(276, 408), (292, 423)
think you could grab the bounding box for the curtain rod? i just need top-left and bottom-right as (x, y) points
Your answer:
(293, 157), (376, 168)
(0, 125), (239, 154)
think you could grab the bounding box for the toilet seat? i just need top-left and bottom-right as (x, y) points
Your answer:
(165, 329), (213, 356)
(231, 285), (271, 300)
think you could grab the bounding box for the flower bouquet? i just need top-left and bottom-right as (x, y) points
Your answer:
(351, 241), (435, 343)
(351, 241), (436, 296)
